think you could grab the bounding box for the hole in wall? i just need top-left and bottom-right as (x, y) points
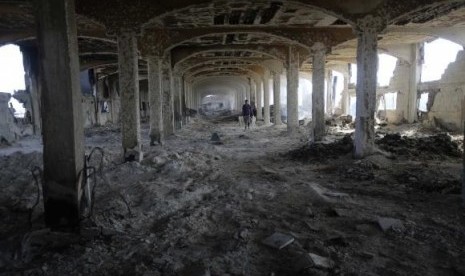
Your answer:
(0, 44), (26, 118)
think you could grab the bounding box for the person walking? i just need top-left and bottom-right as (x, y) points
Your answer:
(242, 100), (252, 130)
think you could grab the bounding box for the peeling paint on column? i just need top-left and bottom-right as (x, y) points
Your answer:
(354, 15), (386, 158)
(148, 56), (164, 146)
(312, 42), (326, 141)
(287, 46), (299, 132)
(117, 30), (142, 161)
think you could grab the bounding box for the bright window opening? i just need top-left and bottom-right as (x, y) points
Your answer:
(349, 96), (356, 119)
(333, 71), (344, 109)
(421, 38), (463, 82)
(349, 54), (397, 86)
(0, 44), (26, 117)
(350, 64), (357, 84)
(418, 93), (429, 112)
(378, 92), (397, 111)
(378, 54), (397, 87)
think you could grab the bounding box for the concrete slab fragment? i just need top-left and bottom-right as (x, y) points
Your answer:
(262, 232), (294, 250)
(295, 252), (331, 272)
(377, 217), (405, 232)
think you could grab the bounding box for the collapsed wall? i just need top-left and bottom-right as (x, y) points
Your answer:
(425, 50), (465, 131)
(0, 92), (20, 143)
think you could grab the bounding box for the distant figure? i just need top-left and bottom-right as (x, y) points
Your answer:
(242, 100), (252, 130)
(251, 101), (257, 118)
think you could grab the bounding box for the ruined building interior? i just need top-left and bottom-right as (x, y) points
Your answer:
(1, 0), (465, 275)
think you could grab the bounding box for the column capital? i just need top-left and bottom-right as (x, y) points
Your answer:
(108, 26), (142, 38)
(354, 15), (387, 36)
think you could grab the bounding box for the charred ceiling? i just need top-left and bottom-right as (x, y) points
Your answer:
(0, 0), (464, 80)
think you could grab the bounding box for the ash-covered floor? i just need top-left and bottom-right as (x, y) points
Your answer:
(1, 118), (465, 275)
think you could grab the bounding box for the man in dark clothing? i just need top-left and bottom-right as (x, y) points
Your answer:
(242, 100), (252, 130)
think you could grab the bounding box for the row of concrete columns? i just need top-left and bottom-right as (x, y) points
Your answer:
(35, 0), (385, 229)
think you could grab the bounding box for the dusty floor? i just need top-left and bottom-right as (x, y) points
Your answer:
(0, 118), (465, 276)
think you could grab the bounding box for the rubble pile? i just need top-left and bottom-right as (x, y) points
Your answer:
(376, 133), (461, 159)
(340, 160), (375, 181)
(288, 135), (353, 161)
(394, 167), (461, 194)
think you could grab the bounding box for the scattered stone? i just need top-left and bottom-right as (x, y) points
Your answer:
(262, 232), (295, 250)
(211, 133), (221, 142)
(246, 192), (253, 200)
(295, 253), (331, 272)
(377, 217), (405, 232)
(306, 207), (314, 218)
(332, 208), (351, 217)
(239, 229), (249, 240)
(304, 221), (320, 232)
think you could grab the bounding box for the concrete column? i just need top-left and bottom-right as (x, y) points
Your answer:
(162, 61), (174, 136)
(354, 16), (384, 158)
(407, 43), (421, 123)
(273, 72), (282, 125)
(249, 79), (256, 104)
(110, 76), (121, 125)
(117, 30), (142, 161)
(181, 78), (187, 125)
(36, 0), (84, 230)
(173, 74), (182, 130)
(21, 46), (42, 135)
(342, 68), (350, 115)
(287, 47), (300, 132)
(312, 44), (326, 141)
(147, 56), (164, 145)
(263, 70), (271, 125)
(256, 80), (263, 120)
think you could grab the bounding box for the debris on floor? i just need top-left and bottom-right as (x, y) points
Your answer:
(0, 119), (464, 275)
(262, 232), (295, 250)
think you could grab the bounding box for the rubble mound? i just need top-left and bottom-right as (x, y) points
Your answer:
(376, 133), (461, 159)
(288, 135), (353, 161)
(394, 167), (461, 194)
(84, 124), (121, 137)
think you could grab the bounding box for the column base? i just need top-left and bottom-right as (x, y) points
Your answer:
(354, 116), (375, 159)
(124, 145), (143, 162)
(150, 134), (164, 146)
(43, 176), (83, 232)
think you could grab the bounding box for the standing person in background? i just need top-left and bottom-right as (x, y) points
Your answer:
(242, 100), (252, 130)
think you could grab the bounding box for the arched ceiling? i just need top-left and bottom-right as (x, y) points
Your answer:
(1, 0), (465, 83)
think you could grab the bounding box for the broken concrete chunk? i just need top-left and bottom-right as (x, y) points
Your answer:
(377, 217), (405, 232)
(262, 232), (295, 250)
(210, 133), (220, 142)
(332, 208), (351, 217)
(306, 207), (314, 218)
(323, 191), (349, 199)
(295, 253), (331, 272)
